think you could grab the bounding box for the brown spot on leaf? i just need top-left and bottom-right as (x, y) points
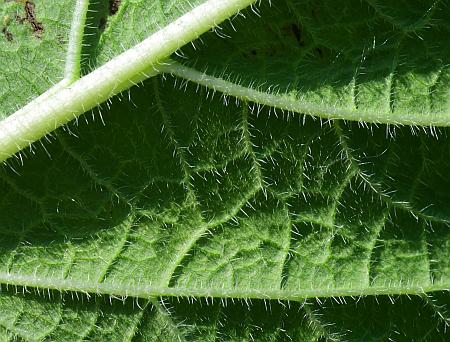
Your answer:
(24, 1), (44, 38)
(109, 0), (121, 15)
(2, 27), (13, 41)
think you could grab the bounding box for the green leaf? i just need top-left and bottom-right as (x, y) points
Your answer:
(0, 0), (256, 161)
(0, 288), (448, 341)
(0, 0), (78, 116)
(168, 0), (450, 126)
(1, 0), (450, 340)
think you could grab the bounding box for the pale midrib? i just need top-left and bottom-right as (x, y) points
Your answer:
(0, 0), (257, 162)
(160, 61), (450, 127)
(0, 272), (448, 301)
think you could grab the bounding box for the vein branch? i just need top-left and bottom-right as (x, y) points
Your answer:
(65, 0), (90, 81)
(0, 0), (257, 162)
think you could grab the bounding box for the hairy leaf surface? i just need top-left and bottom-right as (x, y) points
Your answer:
(0, 0), (449, 340)
(171, 0), (450, 125)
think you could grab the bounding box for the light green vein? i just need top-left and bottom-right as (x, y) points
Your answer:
(161, 60), (450, 127)
(0, 272), (448, 302)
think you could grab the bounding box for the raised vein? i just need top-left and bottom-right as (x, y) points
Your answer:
(0, 0), (257, 162)
(161, 60), (450, 127)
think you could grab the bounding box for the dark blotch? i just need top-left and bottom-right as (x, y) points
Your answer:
(315, 47), (323, 58)
(281, 23), (305, 47)
(98, 17), (107, 31)
(24, 1), (44, 38)
(2, 27), (13, 41)
(109, 0), (122, 15)
(290, 23), (304, 46)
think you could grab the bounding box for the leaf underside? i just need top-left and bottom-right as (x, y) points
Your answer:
(1, 0), (450, 340)
(171, 0), (450, 125)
